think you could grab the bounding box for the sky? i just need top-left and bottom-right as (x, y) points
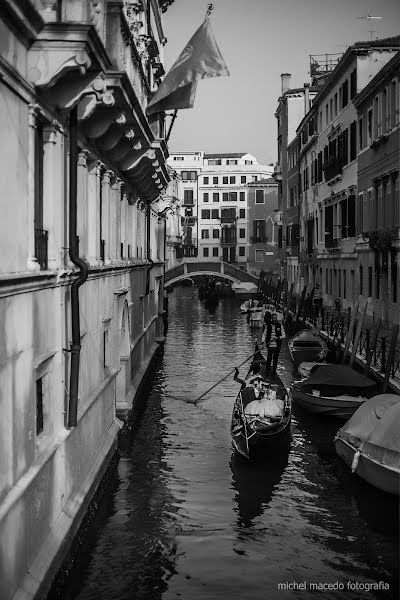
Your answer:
(162, 0), (400, 165)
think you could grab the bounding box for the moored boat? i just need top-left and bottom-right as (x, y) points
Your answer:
(335, 394), (400, 495)
(231, 346), (291, 460)
(297, 360), (328, 379)
(290, 364), (377, 420)
(288, 329), (328, 368)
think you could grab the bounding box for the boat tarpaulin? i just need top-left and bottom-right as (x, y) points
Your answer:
(303, 365), (377, 396)
(338, 394), (400, 469)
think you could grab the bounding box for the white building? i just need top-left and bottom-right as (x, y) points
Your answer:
(167, 152), (273, 266)
(0, 1), (174, 598)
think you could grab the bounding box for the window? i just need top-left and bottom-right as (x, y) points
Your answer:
(239, 209), (245, 218)
(213, 176), (218, 184)
(213, 192), (219, 203)
(245, 160), (253, 165)
(223, 176), (228, 184)
(334, 93), (338, 116)
(358, 116), (364, 150)
(230, 176), (236, 184)
(255, 190), (264, 204)
(203, 247), (209, 257)
(36, 378), (44, 435)
(373, 96), (380, 139)
(212, 247), (219, 257)
(103, 329), (109, 368)
(203, 192), (209, 202)
(390, 81), (397, 129)
(227, 159), (238, 165)
(255, 249), (264, 262)
(181, 170), (197, 180)
(222, 192), (229, 201)
(212, 229), (220, 238)
(329, 98), (333, 121)
(342, 79), (348, 107)
(201, 229), (209, 239)
(229, 192), (237, 202)
(240, 192), (245, 201)
(241, 176), (246, 183)
(211, 209), (219, 219)
(252, 175), (257, 182)
(208, 159), (221, 165)
(239, 228), (245, 238)
(184, 189), (194, 205)
(382, 88), (387, 134)
(368, 266), (373, 297)
(325, 104), (329, 125)
(359, 265), (363, 295)
(253, 220), (265, 241)
(350, 69), (357, 99)
(367, 109), (373, 145)
(350, 121), (357, 161)
(239, 247), (245, 256)
(203, 176), (209, 184)
(201, 209), (210, 219)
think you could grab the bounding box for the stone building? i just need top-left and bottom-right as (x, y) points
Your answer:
(0, 0), (174, 598)
(246, 178), (279, 277)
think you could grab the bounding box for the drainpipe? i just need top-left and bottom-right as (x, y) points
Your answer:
(68, 105), (89, 428)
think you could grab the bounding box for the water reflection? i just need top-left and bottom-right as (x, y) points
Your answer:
(230, 449), (289, 529)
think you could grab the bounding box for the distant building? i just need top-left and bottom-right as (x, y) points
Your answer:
(167, 152), (273, 266)
(247, 178), (279, 277)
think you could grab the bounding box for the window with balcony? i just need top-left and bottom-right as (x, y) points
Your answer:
(221, 207), (236, 222)
(213, 192), (219, 203)
(221, 227), (237, 244)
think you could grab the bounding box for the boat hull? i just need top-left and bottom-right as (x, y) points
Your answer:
(290, 387), (365, 419)
(335, 436), (400, 496)
(231, 418), (291, 461)
(289, 347), (326, 368)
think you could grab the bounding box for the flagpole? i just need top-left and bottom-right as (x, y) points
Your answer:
(166, 110), (178, 142)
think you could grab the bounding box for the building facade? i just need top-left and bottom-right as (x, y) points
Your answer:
(167, 151), (274, 267)
(0, 1), (173, 598)
(247, 178), (279, 277)
(354, 50), (400, 324)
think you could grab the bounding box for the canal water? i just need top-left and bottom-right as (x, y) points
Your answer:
(54, 286), (399, 600)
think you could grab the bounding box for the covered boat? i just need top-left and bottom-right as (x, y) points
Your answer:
(297, 361), (327, 379)
(288, 329), (328, 368)
(290, 364), (377, 419)
(335, 394), (400, 495)
(231, 346), (291, 460)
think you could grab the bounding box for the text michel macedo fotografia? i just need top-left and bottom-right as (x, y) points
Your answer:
(277, 581), (390, 592)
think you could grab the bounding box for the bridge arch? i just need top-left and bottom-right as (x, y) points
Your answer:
(165, 271), (243, 287)
(164, 260), (259, 288)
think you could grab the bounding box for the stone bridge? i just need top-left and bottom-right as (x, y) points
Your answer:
(164, 260), (259, 287)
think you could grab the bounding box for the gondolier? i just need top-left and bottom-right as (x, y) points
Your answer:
(262, 312), (286, 376)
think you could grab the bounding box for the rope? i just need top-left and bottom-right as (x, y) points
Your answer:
(191, 344), (265, 406)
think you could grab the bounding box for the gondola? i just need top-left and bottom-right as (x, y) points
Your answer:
(230, 345), (291, 460)
(289, 364), (377, 420)
(288, 328), (328, 368)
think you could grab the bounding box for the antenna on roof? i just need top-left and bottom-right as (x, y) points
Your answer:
(356, 12), (383, 40)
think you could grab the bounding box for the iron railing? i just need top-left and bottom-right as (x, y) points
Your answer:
(34, 228), (48, 270)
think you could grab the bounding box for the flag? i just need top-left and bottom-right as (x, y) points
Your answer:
(146, 17), (229, 115)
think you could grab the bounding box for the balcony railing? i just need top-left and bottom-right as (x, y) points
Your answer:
(35, 228), (48, 270)
(220, 216), (237, 224)
(176, 244), (198, 258)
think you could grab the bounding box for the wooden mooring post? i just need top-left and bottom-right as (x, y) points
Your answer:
(364, 318), (381, 375)
(349, 301), (368, 367)
(342, 301), (359, 364)
(383, 325), (399, 392)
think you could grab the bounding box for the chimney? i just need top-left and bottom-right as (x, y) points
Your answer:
(304, 82), (310, 115)
(281, 73), (291, 95)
